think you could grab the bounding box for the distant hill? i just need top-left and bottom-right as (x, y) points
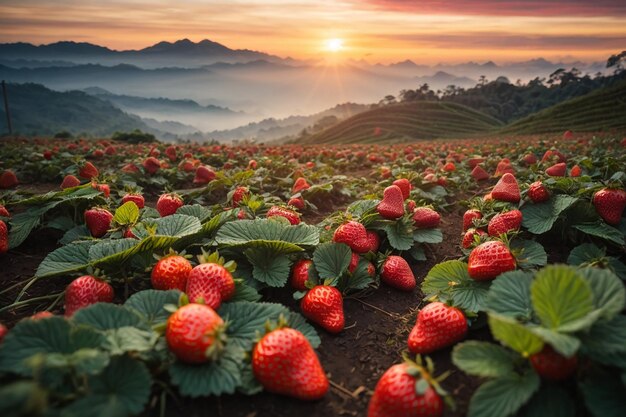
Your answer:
(500, 80), (626, 134)
(297, 101), (503, 144)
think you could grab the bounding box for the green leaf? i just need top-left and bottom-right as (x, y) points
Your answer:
(567, 243), (606, 266)
(521, 195), (577, 234)
(380, 215), (414, 251)
(245, 248), (292, 287)
(124, 289), (182, 326)
(528, 326), (580, 357)
(8, 206), (47, 249)
(347, 199), (379, 218)
(517, 384), (575, 417)
(580, 315), (626, 356)
(104, 327), (159, 355)
(0, 381), (48, 417)
(59, 225), (91, 245)
(468, 371), (540, 417)
(452, 341), (517, 378)
(284, 311), (321, 349)
(169, 345), (244, 397)
(485, 271), (533, 321)
(230, 280), (262, 302)
(216, 219), (319, 252)
(340, 258), (375, 292)
(219, 302), (287, 350)
(531, 265), (594, 332)
(409, 245), (427, 261)
(72, 303), (148, 331)
(579, 268), (626, 321)
(89, 239), (139, 266)
(413, 228), (443, 244)
(312, 242), (352, 283)
(488, 315), (543, 357)
(35, 241), (94, 278)
(176, 204), (213, 222)
(422, 260), (490, 313)
(113, 201), (139, 225)
(580, 368), (626, 417)
(573, 222), (625, 246)
(511, 240), (547, 268)
(146, 214), (203, 237)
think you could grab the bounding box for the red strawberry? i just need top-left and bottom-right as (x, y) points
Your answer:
(366, 230), (381, 252)
(151, 254), (193, 291)
(0, 220), (8, 254)
(0, 323), (7, 344)
(407, 200), (417, 212)
(288, 196), (305, 210)
(186, 263), (234, 307)
(121, 163), (139, 173)
(392, 178), (412, 200)
(468, 240), (516, 281)
(462, 228), (485, 249)
(381, 256), (416, 291)
(121, 193), (145, 209)
(29, 311), (54, 320)
(291, 259), (313, 291)
(408, 302), (467, 354)
(529, 345), (578, 381)
(522, 153), (537, 165)
(0, 170), (18, 189)
(78, 162), (99, 179)
(292, 177), (311, 193)
(488, 210), (522, 236)
(248, 159), (258, 169)
(166, 303), (225, 364)
(542, 149), (566, 163)
(232, 186), (249, 207)
(528, 181), (550, 203)
(377, 185), (405, 219)
(570, 165), (582, 177)
(443, 161), (455, 172)
(468, 157), (485, 169)
(84, 207), (113, 238)
(491, 173), (520, 203)
(92, 149), (104, 159)
(64, 275), (114, 316)
(301, 285), (345, 333)
(0, 205), (9, 217)
(348, 252), (360, 273)
(333, 221), (370, 253)
(156, 193), (183, 217)
(545, 162), (566, 177)
(43, 150), (53, 160)
(143, 157), (161, 175)
(267, 206), (301, 225)
(471, 165), (489, 181)
(593, 188), (626, 225)
(463, 209), (482, 231)
(413, 207), (440, 228)
(252, 327), (329, 400)
(165, 145), (177, 161)
(92, 182), (110, 198)
(60, 174), (81, 189)
(368, 362), (444, 417)
(193, 165), (216, 185)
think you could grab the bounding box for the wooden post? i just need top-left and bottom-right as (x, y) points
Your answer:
(1, 80), (12, 135)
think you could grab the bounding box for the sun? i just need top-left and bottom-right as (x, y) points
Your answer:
(325, 38), (344, 52)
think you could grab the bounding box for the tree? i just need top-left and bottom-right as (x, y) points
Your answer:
(607, 50), (626, 73)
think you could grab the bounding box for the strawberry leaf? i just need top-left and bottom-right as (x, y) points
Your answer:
(468, 371), (539, 417)
(383, 215), (414, 251)
(413, 228), (443, 244)
(452, 341), (518, 378)
(511, 239), (547, 269)
(124, 289), (182, 326)
(113, 201), (139, 225)
(579, 268), (626, 321)
(517, 384), (575, 417)
(230, 280), (262, 302)
(59, 225), (91, 245)
(176, 204), (213, 222)
(488, 314), (543, 357)
(422, 260), (490, 313)
(245, 248), (292, 287)
(579, 368), (626, 417)
(485, 270), (534, 321)
(312, 242), (352, 283)
(579, 315), (626, 357)
(573, 222), (624, 246)
(73, 303), (149, 331)
(521, 195), (577, 234)
(527, 326), (580, 357)
(216, 219), (319, 252)
(35, 241), (94, 278)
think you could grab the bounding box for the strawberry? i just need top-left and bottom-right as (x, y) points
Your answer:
(143, 157), (161, 175)
(570, 164), (582, 177)
(29, 311), (54, 320)
(333, 221), (370, 253)
(377, 185), (405, 219)
(468, 240), (516, 281)
(408, 302), (467, 354)
(92, 182), (110, 198)
(462, 209), (482, 231)
(468, 157), (485, 169)
(232, 186), (249, 207)
(592, 187), (626, 225)
(301, 285), (345, 333)
(522, 153), (537, 165)
(267, 205), (301, 225)
(348, 252), (360, 273)
(471, 165), (489, 181)
(0, 220), (8, 254)
(121, 163), (139, 173)
(368, 362), (444, 417)
(406, 199), (417, 212)
(252, 327), (329, 400)
(462, 228), (485, 249)
(443, 161), (455, 172)
(121, 193), (145, 209)
(413, 207), (440, 228)
(151, 254), (193, 291)
(64, 275), (114, 316)
(43, 150), (53, 160)
(541, 149), (566, 163)
(186, 262), (234, 307)
(156, 193), (183, 217)
(166, 303), (225, 364)
(0, 323), (7, 344)
(78, 162), (99, 179)
(60, 174), (81, 189)
(491, 173), (520, 203)
(488, 210), (522, 236)
(84, 207), (113, 238)
(165, 145), (178, 161)
(291, 259), (313, 291)
(0, 205), (9, 217)
(381, 256), (416, 291)
(529, 345), (578, 381)
(0, 170), (18, 189)
(292, 177), (311, 193)
(545, 162), (566, 177)
(527, 181), (550, 203)
(288, 196), (305, 210)
(248, 159), (258, 169)
(366, 230), (381, 252)
(392, 178), (412, 200)
(193, 165), (216, 185)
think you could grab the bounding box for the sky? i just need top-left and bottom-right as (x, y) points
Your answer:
(0, 0), (625, 64)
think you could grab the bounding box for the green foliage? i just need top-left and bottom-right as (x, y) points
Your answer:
(312, 242), (352, 284)
(112, 129), (156, 143)
(421, 260), (490, 312)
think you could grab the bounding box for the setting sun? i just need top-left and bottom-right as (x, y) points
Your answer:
(325, 38), (344, 52)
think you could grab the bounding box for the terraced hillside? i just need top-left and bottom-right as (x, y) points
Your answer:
(297, 101), (503, 144)
(501, 80), (626, 135)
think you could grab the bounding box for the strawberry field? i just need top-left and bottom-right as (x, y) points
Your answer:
(0, 133), (625, 417)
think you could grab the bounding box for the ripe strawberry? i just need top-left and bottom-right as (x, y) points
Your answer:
(468, 157), (485, 169)
(528, 181), (550, 203)
(232, 186), (249, 207)
(491, 173), (520, 203)
(60, 174), (81, 189)
(121, 163), (139, 173)
(0, 220), (8, 254)
(570, 165), (582, 177)
(43, 150), (53, 160)
(522, 153), (537, 165)
(377, 185), (405, 219)
(407, 199), (417, 212)
(366, 230), (381, 252)
(468, 240), (516, 281)
(0, 205), (9, 218)
(442, 161), (455, 172)
(193, 165), (216, 185)
(0, 323), (7, 344)
(29, 311), (54, 320)
(462, 228), (485, 249)
(186, 263), (234, 307)
(143, 157), (161, 175)
(529, 345), (578, 381)
(166, 303), (225, 364)
(121, 193), (145, 209)
(488, 210), (522, 236)
(381, 256), (416, 291)
(291, 259), (313, 291)
(84, 207), (113, 238)
(64, 275), (114, 316)
(593, 188), (626, 225)
(248, 159), (258, 169)
(413, 207), (440, 228)
(545, 162), (566, 177)
(288, 196), (305, 210)
(408, 302), (467, 354)
(301, 285), (345, 333)
(368, 362), (444, 417)
(542, 149), (566, 163)
(348, 252), (360, 273)
(253, 327), (329, 400)
(0, 170), (18, 189)
(267, 205), (301, 225)
(151, 254), (193, 291)
(92, 182), (110, 198)
(471, 165), (489, 181)
(333, 221), (370, 253)
(462, 209), (482, 231)
(156, 193), (183, 217)
(392, 178), (412, 200)
(292, 177), (311, 193)
(78, 162), (99, 179)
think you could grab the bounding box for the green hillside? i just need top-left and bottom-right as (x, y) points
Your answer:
(297, 101), (503, 144)
(500, 80), (626, 135)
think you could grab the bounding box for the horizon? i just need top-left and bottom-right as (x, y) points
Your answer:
(1, 0), (625, 65)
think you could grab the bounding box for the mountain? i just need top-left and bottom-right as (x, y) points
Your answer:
(415, 71), (476, 89)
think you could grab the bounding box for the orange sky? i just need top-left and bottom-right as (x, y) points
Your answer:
(0, 0), (624, 64)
